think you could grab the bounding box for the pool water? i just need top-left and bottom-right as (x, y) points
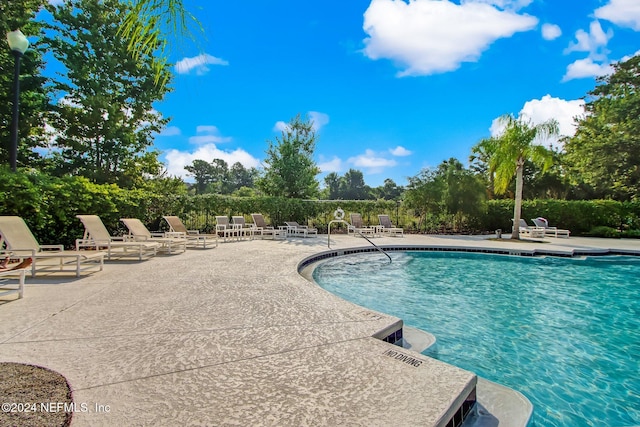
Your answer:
(312, 251), (640, 427)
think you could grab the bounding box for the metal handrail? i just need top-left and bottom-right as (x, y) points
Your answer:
(327, 219), (392, 263)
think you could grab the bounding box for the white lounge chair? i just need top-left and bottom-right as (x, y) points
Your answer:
(120, 218), (187, 254)
(284, 221), (318, 238)
(163, 216), (218, 249)
(531, 217), (570, 238)
(378, 215), (404, 237)
(77, 215), (160, 260)
(250, 214), (286, 239)
(515, 219), (545, 238)
(0, 216), (104, 277)
(348, 213), (376, 238)
(232, 216), (255, 240)
(0, 258), (31, 300)
(215, 216), (241, 242)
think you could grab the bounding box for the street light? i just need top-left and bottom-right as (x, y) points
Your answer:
(7, 29), (29, 172)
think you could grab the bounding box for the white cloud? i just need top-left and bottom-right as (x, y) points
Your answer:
(158, 126), (181, 137)
(308, 111), (330, 131)
(164, 144), (260, 181)
(273, 112), (330, 132)
(273, 121), (288, 132)
(520, 95), (585, 149)
(564, 21), (613, 59)
(461, 0), (533, 10)
(489, 95), (586, 150)
(318, 156), (343, 173)
(562, 21), (615, 82)
(541, 23), (562, 40)
(348, 149), (398, 174)
(595, 0), (640, 31)
(189, 126), (232, 144)
(362, 0), (538, 76)
(390, 146), (412, 156)
(562, 58), (614, 81)
(174, 54), (229, 75)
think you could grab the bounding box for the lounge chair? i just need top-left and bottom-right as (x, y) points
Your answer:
(515, 219), (545, 238)
(232, 216), (255, 240)
(531, 217), (570, 238)
(163, 216), (218, 249)
(348, 213), (376, 238)
(120, 218), (187, 254)
(76, 215), (160, 260)
(0, 258), (31, 300)
(377, 215), (404, 237)
(0, 216), (104, 277)
(284, 221), (318, 238)
(250, 214), (286, 239)
(215, 216), (241, 242)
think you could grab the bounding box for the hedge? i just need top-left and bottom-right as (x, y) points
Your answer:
(1, 168), (638, 247)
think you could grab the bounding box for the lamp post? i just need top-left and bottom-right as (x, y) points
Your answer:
(7, 29), (29, 172)
(395, 199), (401, 226)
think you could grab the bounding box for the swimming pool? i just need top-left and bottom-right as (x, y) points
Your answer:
(312, 251), (640, 427)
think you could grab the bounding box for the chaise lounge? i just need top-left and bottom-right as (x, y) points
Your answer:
(250, 213), (286, 239)
(348, 213), (377, 238)
(121, 218), (187, 254)
(77, 215), (160, 260)
(163, 216), (218, 249)
(0, 216), (104, 277)
(531, 217), (570, 238)
(378, 215), (404, 237)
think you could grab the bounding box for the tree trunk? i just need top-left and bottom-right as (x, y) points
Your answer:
(511, 158), (524, 240)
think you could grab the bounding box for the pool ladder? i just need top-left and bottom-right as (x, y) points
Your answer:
(327, 219), (392, 263)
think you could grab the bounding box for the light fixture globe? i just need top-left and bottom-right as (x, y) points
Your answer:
(7, 29), (29, 55)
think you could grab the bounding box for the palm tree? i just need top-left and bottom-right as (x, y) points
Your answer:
(477, 114), (559, 240)
(119, 0), (198, 84)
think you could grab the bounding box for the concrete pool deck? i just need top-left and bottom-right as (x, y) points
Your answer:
(0, 233), (638, 426)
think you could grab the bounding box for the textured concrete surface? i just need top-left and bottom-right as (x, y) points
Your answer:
(0, 233), (638, 426)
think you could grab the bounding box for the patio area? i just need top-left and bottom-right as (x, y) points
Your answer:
(0, 233), (637, 426)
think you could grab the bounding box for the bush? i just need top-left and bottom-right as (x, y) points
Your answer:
(585, 226), (620, 238)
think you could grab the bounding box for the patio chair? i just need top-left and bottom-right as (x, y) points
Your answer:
(163, 216), (218, 249)
(0, 258), (31, 300)
(120, 218), (187, 254)
(76, 215), (160, 260)
(0, 216), (104, 278)
(348, 213), (376, 238)
(215, 216), (241, 242)
(377, 215), (404, 237)
(232, 216), (255, 240)
(284, 221), (318, 238)
(531, 217), (571, 238)
(515, 219), (545, 239)
(250, 214), (286, 239)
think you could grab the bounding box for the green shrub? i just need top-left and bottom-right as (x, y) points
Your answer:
(585, 226), (620, 238)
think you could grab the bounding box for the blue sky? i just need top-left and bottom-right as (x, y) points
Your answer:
(52, 0), (640, 187)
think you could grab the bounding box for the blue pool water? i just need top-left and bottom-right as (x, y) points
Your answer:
(312, 251), (640, 427)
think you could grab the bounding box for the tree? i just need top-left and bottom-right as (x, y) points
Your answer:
(44, 0), (172, 187)
(0, 0), (50, 169)
(340, 169), (370, 200)
(258, 114), (320, 198)
(185, 159), (215, 194)
(405, 158), (485, 232)
(228, 162), (258, 193)
(376, 178), (403, 200)
(564, 54), (640, 201)
(323, 172), (341, 199)
(476, 114), (558, 239)
(119, 0), (197, 85)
